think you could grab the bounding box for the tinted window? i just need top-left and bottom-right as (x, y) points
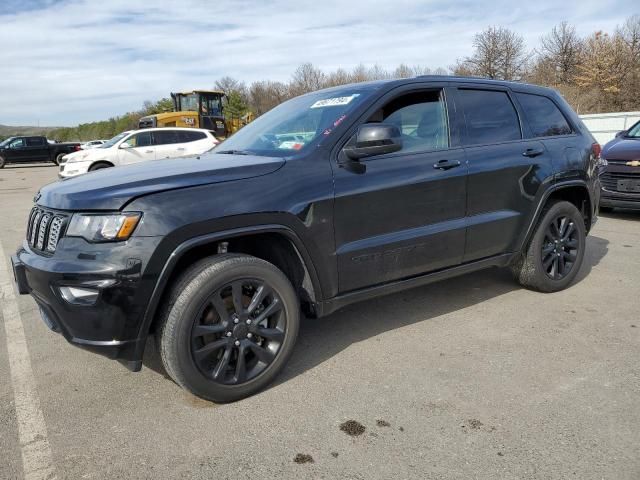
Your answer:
(178, 130), (207, 143)
(458, 89), (521, 145)
(377, 90), (449, 153)
(515, 93), (572, 137)
(153, 130), (180, 145)
(9, 138), (25, 148)
(128, 132), (152, 147)
(26, 137), (45, 146)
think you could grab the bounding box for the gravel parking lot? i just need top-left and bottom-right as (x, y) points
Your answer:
(1, 164), (639, 480)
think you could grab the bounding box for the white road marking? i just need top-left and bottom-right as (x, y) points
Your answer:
(0, 239), (56, 480)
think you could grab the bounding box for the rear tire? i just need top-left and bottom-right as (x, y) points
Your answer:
(512, 200), (586, 292)
(156, 254), (300, 403)
(54, 153), (65, 165)
(0, 156), (5, 169)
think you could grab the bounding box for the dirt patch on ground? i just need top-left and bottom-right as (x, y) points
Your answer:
(340, 420), (366, 436)
(294, 453), (314, 464)
(376, 419), (391, 427)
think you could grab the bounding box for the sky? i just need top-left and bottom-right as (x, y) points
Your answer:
(0, 0), (636, 127)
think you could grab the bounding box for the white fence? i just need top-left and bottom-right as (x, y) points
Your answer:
(579, 111), (640, 145)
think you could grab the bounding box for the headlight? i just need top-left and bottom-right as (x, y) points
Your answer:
(67, 152), (90, 163)
(66, 213), (141, 242)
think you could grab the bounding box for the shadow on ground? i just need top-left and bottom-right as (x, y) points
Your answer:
(142, 235), (609, 396)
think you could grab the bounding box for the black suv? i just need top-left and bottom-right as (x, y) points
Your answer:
(12, 77), (601, 402)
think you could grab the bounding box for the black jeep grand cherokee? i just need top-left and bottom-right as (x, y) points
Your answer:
(12, 77), (601, 402)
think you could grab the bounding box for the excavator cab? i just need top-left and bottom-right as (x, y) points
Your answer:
(138, 90), (228, 138)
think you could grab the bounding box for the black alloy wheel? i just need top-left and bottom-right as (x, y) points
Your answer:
(541, 215), (580, 280)
(190, 279), (286, 385)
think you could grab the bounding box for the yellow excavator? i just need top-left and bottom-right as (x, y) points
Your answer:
(138, 90), (228, 138)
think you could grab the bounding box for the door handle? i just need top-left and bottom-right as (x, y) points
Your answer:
(433, 159), (461, 170)
(522, 147), (544, 158)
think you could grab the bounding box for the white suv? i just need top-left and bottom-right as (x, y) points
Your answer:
(59, 127), (219, 178)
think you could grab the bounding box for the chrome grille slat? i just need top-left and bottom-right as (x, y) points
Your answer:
(36, 214), (51, 250)
(30, 210), (42, 246)
(26, 207), (67, 254)
(46, 217), (64, 252)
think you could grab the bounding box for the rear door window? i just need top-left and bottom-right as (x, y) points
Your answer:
(153, 130), (180, 145)
(26, 137), (45, 146)
(515, 93), (572, 137)
(458, 89), (521, 145)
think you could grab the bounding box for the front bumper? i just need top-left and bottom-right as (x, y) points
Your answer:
(12, 236), (163, 370)
(58, 160), (92, 179)
(600, 189), (640, 210)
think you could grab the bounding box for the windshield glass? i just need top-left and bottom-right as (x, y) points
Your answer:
(101, 131), (131, 148)
(215, 87), (375, 157)
(0, 137), (15, 147)
(626, 121), (640, 138)
(177, 94), (199, 112)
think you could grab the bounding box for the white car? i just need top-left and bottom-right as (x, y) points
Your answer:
(59, 127), (219, 178)
(80, 140), (108, 149)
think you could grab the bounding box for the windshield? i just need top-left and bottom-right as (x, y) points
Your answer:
(626, 121), (640, 138)
(0, 137), (15, 147)
(101, 131), (131, 148)
(215, 87), (375, 157)
(177, 94), (199, 112)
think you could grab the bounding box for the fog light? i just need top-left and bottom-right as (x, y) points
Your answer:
(59, 286), (99, 305)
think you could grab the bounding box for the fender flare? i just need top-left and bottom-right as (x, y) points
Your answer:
(131, 224), (323, 360)
(520, 179), (593, 251)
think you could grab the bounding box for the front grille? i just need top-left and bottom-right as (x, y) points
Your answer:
(600, 170), (640, 193)
(26, 207), (68, 253)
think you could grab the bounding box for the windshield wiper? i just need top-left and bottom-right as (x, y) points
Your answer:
(215, 149), (252, 155)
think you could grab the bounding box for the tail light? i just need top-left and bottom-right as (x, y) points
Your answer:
(74, 145), (81, 151)
(591, 142), (601, 159)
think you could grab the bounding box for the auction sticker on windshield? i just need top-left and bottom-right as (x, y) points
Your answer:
(310, 94), (360, 109)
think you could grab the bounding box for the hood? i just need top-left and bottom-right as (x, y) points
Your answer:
(602, 137), (640, 161)
(65, 147), (112, 162)
(37, 153), (285, 211)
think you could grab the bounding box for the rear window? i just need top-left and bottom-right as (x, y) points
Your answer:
(458, 89), (521, 145)
(515, 93), (572, 137)
(26, 137), (45, 146)
(178, 130), (207, 143)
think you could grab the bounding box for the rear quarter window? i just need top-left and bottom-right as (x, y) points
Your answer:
(178, 131), (207, 143)
(515, 93), (572, 137)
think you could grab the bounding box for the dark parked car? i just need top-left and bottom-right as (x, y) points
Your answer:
(599, 120), (640, 210)
(0, 136), (80, 168)
(12, 77), (600, 402)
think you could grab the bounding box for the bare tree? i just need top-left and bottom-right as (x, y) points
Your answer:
(538, 22), (583, 85)
(454, 26), (528, 80)
(289, 63), (326, 96)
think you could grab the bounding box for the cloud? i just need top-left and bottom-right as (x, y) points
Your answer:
(0, 0), (634, 126)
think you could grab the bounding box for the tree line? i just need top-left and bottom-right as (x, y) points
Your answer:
(47, 14), (639, 142)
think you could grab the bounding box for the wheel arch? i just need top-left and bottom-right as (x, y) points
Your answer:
(521, 180), (593, 251)
(135, 224), (322, 360)
(89, 160), (115, 170)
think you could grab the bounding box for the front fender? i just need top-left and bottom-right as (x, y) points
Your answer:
(130, 223), (323, 362)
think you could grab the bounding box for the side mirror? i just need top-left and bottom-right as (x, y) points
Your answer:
(615, 130), (627, 138)
(119, 142), (132, 149)
(343, 123), (402, 161)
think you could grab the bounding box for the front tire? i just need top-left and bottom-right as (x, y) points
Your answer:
(512, 201), (586, 292)
(157, 254), (299, 402)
